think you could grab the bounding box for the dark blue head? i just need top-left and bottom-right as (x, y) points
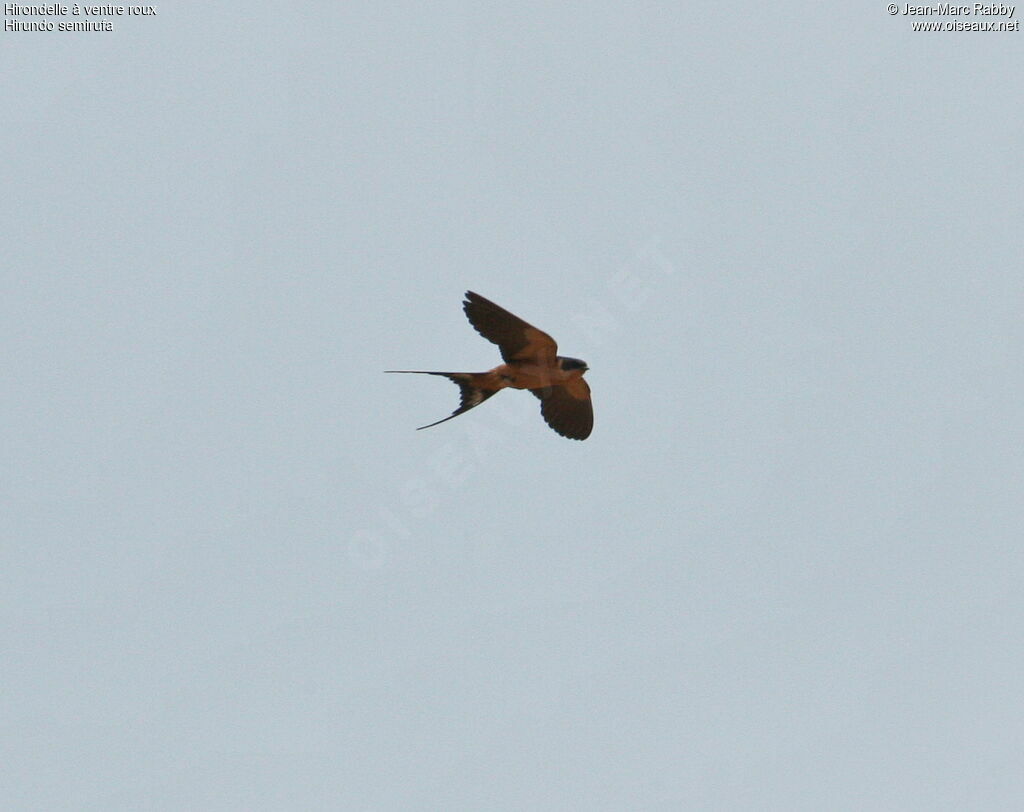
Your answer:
(558, 357), (589, 373)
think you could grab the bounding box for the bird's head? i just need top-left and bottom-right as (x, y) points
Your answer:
(559, 357), (589, 373)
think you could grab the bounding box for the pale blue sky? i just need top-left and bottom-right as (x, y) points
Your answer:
(3, 3), (1023, 809)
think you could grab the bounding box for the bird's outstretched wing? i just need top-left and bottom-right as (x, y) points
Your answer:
(531, 376), (593, 440)
(463, 291), (558, 365)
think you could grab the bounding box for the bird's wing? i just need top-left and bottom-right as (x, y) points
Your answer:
(530, 377), (593, 440)
(463, 291), (558, 364)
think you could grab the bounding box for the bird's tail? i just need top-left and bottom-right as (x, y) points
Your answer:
(384, 371), (498, 430)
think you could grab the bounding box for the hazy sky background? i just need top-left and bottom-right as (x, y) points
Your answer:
(3, 3), (1023, 809)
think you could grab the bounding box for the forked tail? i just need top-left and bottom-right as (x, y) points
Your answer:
(384, 371), (498, 430)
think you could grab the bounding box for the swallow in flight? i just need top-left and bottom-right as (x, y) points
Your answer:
(387, 291), (593, 440)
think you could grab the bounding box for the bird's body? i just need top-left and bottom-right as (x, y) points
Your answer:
(387, 291), (593, 440)
(441, 360), (583, 393)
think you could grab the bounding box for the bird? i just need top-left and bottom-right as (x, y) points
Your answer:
(386, 291), (593, 440)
